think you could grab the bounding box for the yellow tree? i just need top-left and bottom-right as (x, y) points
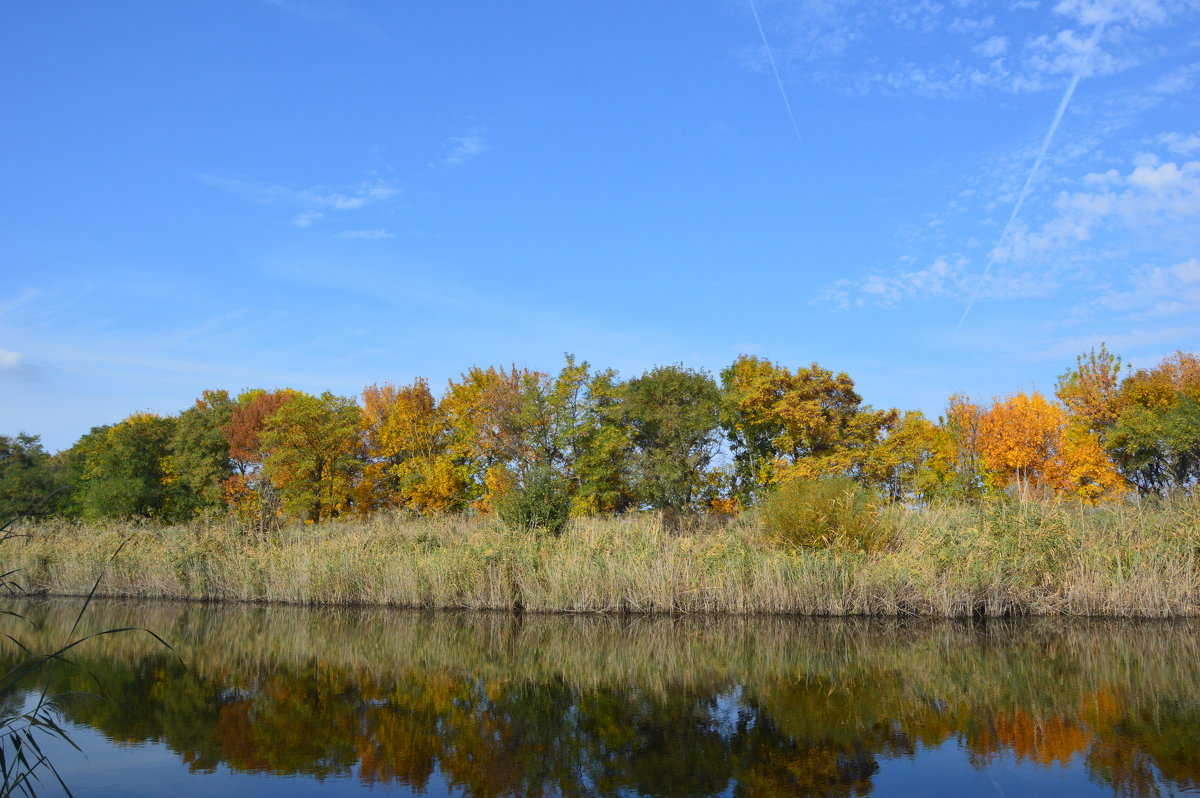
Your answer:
(441, 366), (531, 512)
(361, 379), (466, 515)
(720, 355), (895, 498)
(861, 410), (952, 503)
(1055, 344), (1124, 435)
(262, 391), (362, 523)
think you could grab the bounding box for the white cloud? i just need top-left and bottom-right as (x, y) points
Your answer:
(338, 229), (395, 239)
(1159, 131), (1200, 156)
(1098, 258), (1200, 316)
(757, 0), (1199, 98)
(444, 133), (487, 166)
(997, 154), (1200, 261)
(199, 174), (399, 227)
(820, 254), (1055, 308)
(975, 35), (1009, 57)
(0, 348), (23, 369)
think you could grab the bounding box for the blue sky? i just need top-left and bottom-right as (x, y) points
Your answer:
(2, 0), (1198, 451)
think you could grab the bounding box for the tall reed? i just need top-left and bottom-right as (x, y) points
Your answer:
(6, 495), (1199, 617)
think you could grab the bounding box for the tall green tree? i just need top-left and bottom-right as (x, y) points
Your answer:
(623, 365), (721, 511)
(167, 389), (236, 517)
(0, 433), (64, 520)
(571, 368), (636, 514)
(72, 413), (177, 520)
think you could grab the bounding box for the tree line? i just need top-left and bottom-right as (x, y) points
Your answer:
(2, 347), (1197, 525)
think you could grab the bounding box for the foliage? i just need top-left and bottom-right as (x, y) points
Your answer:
(495, 466), (572, 535)
(0, 435), (63, 522)
(1106, 352), (1200, 494)
(72, 413), (177, 520)
(570, 368), (636, 514)
(860, 410), (949, 503)
(623, 365), (721, 510)
(1055, 343), (1124, 435)
(262, 392), (362, 523)
(720, 356), (896, 499)
(362, 379), (464, 515)
(18, 347), (1200, 529)
(759, 475), (889, 552)
(975, 391), (1123, 503)
(165, 389), (235, 518)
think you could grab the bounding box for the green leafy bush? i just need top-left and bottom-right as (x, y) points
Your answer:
(496, 467), (572, 535)
(759, 476), (890, 552)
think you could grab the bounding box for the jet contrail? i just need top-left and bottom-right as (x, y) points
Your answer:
(748, 0), (803, 144)
(954, 21), (1107, 338)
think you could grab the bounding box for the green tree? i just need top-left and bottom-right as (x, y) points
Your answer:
(0, 433), (64, 520)
(166, 389), (235, 517)
(623, 365), (721, 511)
(571, 368), (636, 514)
(72, 413), (177, 519)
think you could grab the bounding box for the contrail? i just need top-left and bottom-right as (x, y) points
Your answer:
(953, 21), (1107, 338)
(748, 0), (803, 144)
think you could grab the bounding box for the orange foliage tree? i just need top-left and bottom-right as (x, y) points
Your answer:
(976, 390), (1122, 503)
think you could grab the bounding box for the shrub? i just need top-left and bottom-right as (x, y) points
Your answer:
(496, 467), (572, 535)
(759, 476), (889, 552)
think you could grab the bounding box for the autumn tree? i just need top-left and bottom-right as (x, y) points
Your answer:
(1106, 351), (1200, 494)
(720, 355), (896, 498)
(570, 368), (637, 514)
(262, 391), (363, 523)
(976, 390), (1122, 503)
(1055, 344), (1124, 436)
(221, 389), (296, 528)
(441, 365), (530, 511)
(361, 379), (464, 515)
(224, 390), (296, 475)
(934, 394), (992, 501)
(860, 411), (950, 503)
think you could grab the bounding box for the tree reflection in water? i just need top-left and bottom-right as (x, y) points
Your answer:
(3, 600), (1198, 797)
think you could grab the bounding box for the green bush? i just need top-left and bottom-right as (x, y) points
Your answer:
(759, 476), (889, 552)
(496, 467), (572, 535)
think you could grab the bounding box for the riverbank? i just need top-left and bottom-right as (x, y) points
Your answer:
(8, 497), (1200, 616)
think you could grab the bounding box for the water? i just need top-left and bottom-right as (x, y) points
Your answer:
(3, 598), (1199, 797)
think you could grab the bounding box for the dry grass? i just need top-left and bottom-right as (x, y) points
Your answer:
(7, 494), (1200, 616)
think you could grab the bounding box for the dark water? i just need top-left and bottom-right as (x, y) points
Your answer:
(3, 599), (1200, 797)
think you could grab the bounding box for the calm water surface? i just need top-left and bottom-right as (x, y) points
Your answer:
(4, 599), (1199, 797)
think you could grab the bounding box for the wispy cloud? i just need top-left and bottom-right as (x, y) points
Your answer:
(755, 0), (1200, 98)
(0, 348), (23, 369)
(997, 153), (1200, 262)
(443, 132), (487, 166)
(338, 229), (394, 239)
(1159, 131), (1200, 155)
(1097, 258), (1200, 317)
(0, 347), (40, 381)
(199, 174), (399, 227)
(819, 254), (1055, 309)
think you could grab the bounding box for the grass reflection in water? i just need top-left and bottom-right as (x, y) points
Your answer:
(3, 599), (1199, 797)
